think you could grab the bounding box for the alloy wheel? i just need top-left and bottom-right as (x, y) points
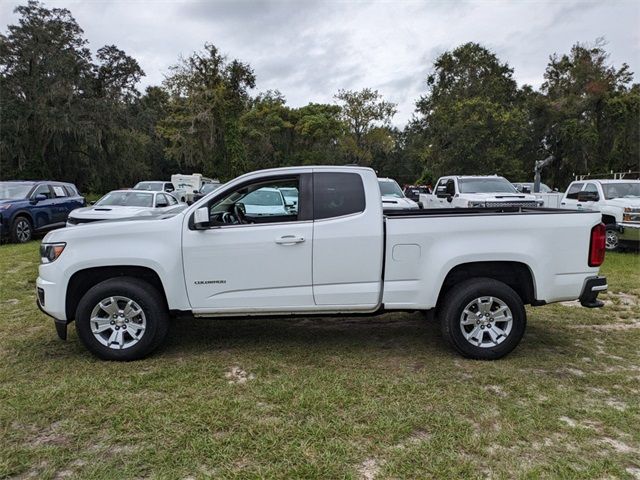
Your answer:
(89, 296), (147, 350)
(459, 296), (513, 348)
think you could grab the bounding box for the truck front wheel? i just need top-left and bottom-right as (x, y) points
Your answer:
(75, 277), (169, 361)
(439, 278), (526, 360)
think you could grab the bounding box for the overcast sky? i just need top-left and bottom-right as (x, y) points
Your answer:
(1, 0), (639, 125)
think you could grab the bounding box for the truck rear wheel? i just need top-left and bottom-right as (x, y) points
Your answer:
(439, 278), (526, 360)
(75, 277), (169, 361)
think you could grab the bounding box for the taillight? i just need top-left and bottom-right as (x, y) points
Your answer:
(589, 223), (606, 267)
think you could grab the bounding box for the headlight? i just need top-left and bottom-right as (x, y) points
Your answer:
(468, 201), (486, 208)
(40, 243), (66, 264)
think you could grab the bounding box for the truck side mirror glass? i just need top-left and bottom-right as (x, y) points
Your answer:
(435, 186), (448, 198)
(193, 206), (210, 229)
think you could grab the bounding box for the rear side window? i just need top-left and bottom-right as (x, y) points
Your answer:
(566, 183), (584, 200)
(63, 185), (77, 196)
(52, 185), (67, 197)
(314, 172), (365, 220)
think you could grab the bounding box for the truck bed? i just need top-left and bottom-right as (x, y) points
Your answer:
(384, 206), (590, 217)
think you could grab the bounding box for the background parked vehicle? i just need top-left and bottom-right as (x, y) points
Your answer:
(192, 181), (223, 203)
(421, 175), (543, 209)
(0, 181), (84, 243)
(560, 179), (640, 251)
(378, 178), (419, 210)
(171, 173), (216, 203)
(513, 182), (563, 208)
(403, 185), (431, 207)
(67, 190), (184, 226)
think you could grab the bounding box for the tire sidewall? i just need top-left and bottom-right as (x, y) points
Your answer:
(442, 279), (526, 360)
(605, 225), (619, 252)
(75, 278), (167, 361)
(12, 216), (32, 243)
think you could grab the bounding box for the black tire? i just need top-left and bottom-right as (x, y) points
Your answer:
(605, 225), (620, 252)
(11, 215), (33, 243)
(440, 278), (526, 360)
(75, 277), (169, 361)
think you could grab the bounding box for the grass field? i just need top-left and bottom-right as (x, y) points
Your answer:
(0, 241), (639, 479)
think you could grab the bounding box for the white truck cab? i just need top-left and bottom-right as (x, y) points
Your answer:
(420, 175), (543, 209)
(561, 179), (640, 251)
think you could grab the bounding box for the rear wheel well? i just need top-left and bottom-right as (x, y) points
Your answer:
(438, 262), (536, 306)
(66, 266), (167, 321)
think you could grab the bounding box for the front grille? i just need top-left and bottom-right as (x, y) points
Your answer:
(486, 201), (540, 208)
(68, 217), (102, 225)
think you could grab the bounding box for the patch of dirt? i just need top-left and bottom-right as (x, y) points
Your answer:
(23, 421), (70, 448)
(626, 467), (640, 479)
(393, 430), (431, 449)
(604, 399), (628, 411)
(4, 298), (20, 305)
(557, 367), (585, 377)
(225, 366), (255, 384)
(358, 458), (383, 480)
(599, 437), (639, 454)
(484, 385), (508, 398)
(559, 416), (577, 428)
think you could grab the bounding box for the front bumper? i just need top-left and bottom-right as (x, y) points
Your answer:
(579, 276), (608, 308)
(618, 222), (640, 244)
(36, 275), (70, 339)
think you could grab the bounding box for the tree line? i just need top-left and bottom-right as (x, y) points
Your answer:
(1, 1), (638, 193)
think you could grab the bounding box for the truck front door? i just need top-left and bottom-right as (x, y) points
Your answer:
(182, 174), (314, 313)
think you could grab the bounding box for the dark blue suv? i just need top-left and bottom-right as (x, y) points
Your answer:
(0, 181), (85, 243)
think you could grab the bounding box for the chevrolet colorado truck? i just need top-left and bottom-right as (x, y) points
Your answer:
(420, 175), (543, 209)
(36, 166), (607, 361)
(560, 179), (640, 251)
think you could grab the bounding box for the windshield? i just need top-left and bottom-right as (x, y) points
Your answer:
(459, 178), (518, 194)
(602, 182), (640, 199)
(134, 182), (163, 191)
(96, 191), (154, 207)
(378, 180), (404, 198)
(0, 182), (32, 200)
(242, 189), (283, 206)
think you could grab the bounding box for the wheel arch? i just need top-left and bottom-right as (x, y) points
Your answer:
(66, 266), (168, 321)
(601, 214), (617, 225)
(436, 261), (536, 307)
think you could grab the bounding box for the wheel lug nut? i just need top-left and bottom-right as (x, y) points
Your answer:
(123, 325), (127, 329)
(110, 320), (115, 325)
(125, 319), (129, 323)
(115, 326), (120, 330)
(481, 325), (485, 329)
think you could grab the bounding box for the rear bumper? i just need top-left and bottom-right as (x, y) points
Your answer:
(579, 276), (607, 308)
(618, 223), (640, 244)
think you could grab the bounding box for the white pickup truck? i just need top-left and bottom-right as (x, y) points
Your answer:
(37, 166), (607, 361)
(560, 179), (640, 251)
(420, 175), (543, 209)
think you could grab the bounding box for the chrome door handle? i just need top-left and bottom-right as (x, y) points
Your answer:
(275, 235), (305, 245)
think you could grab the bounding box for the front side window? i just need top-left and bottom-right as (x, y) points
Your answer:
(314, 172), (365, 220)
(32, 184), (53, 199)
(156, 194), (169, 207)
(566, 183), (584, 200)
(207, 177), (300, 225)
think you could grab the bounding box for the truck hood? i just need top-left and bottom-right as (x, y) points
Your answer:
(381, 196), (419, 209)
(461, 192), (538, 201)
(604, 197), (640, 209)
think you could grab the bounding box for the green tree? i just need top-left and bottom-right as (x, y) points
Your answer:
(539, 39), (638, 186)
(411, 42), (531, 180)
(157, 44), (255, 180)
(335, 88), (397, 165)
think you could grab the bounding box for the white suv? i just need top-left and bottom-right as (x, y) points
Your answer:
(561, 179), (640, 251)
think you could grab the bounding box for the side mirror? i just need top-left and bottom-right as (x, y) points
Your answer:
(446, 195), (453, 203)
(522, 186), (531, 194)
(90, 201), (96, 205)
(31, 193), (47, 204)
(193, 206), (210, 229)
(577, 191), (599, 202)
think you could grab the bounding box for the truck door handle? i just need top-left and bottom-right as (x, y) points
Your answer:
(561, 202), (566, 205)
(275, 235), (305, 245)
